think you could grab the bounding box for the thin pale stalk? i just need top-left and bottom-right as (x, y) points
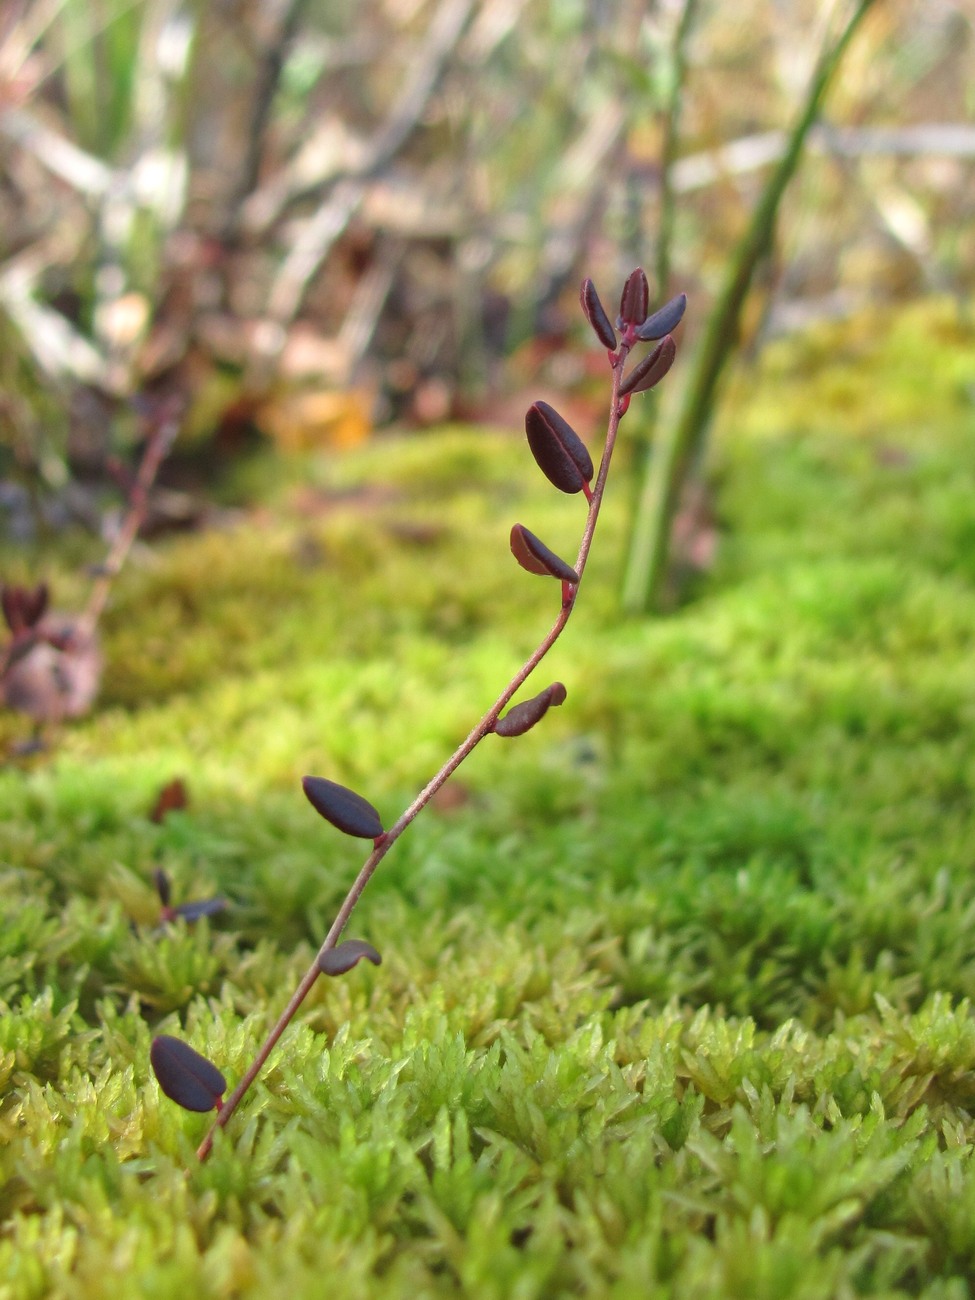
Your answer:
(196, 343), (632, 1160)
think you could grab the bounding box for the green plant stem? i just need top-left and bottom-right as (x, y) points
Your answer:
(656, 0), (700, 300)
(621, 0), (876, 614)
(196, 341), (633, 1161)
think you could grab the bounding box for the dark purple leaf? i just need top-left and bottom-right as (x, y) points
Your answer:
(174, 897), (229, 922)
(1, 584), (47, 634)
(580, 278), (617, 350)
(495, 682), (567, 738)
(22, 584), (49, 629)
(620, 336), (677, 396)
(510, 525), (579, 583)
(525, 402), (594, 495)
(150, 1035), (226, 1112)
(318, 939), (383, 976)
(1, 586), (19, 633)
(302, 776), (384, 839)
(153, 867), (172, 909)
(635, 293), (687, 341)
(617, 269), (649, 329)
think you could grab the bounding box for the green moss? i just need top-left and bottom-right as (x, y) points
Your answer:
(2, 300), (975, 1295)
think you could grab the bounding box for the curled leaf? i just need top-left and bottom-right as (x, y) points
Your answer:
(150, 1035), (226, 1113)
(617, 268), (649, 329)
(525, 402), (593, 495)
(635, 292), (687, 341)
(620, 336), (677, 396)
(302, 776), (384, 839)
(495, 682), (567, 738)
(580, 278), (617, 349)
(318, 938), (383, 976)
(510, 525), (579, 584)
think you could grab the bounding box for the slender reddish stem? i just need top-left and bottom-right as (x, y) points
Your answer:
(0, 408), (179, 691)
(1, 405), (179, 710)
(81, 409), (181, 636)
(197, 342), (632, 1161)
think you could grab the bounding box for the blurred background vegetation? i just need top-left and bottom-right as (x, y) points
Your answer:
(0, 0), (971, 603)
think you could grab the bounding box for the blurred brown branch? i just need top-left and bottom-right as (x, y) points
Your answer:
(259, 0), (476, 339)
(0, 0), (970, 507)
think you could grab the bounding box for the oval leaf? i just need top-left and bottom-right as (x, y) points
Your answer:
(495, 682), (567, 738)
(510, 525), (579, 584)
(23, 583), (49, 628)
(580, 278), (617, 349)
(0, 586), (19, 633)
(617, 268), (649, 329)
(174, 896), (229, 922)
(150, 1035), (226, 1113)
(635, 292), (687, 341)
(318, 938), (383, 976)
(620, 336), (677, 396)
(153, 867), (172, 909)
(302, 776), (384, 839)
(525, 402), (593, 495)
(2, 583), (49, 634)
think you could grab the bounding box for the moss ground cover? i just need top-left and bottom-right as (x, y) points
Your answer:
(1, 298), (975, 1296)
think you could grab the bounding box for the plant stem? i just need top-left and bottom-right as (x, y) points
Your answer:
(0, 403), (179, 700)
(655, 0), (700, 302)
(196, 342), (632, 1161)
(82, 404), (181, 636)
(621, 0), (877, 614)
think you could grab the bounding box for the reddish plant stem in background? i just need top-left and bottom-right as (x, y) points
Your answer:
(0, 622), (38, 682)
(0, 404), (180, 701)
(81, 407), (181, 636)
(196, 341), (632, 1161)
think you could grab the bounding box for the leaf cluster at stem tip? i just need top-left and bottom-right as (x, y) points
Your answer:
(148, 265), (685, 1160)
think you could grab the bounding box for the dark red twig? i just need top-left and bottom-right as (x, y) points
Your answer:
(195, 318), (638, 1162)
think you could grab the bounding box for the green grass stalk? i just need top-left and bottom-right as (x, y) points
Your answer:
(621, 0), (877, 614)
